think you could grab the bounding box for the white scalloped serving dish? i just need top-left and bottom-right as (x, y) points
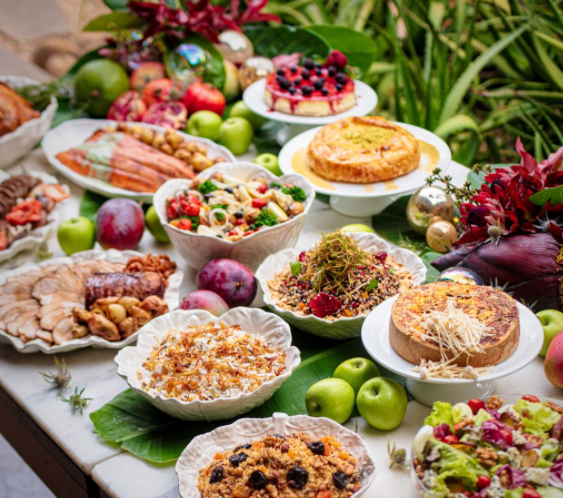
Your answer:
(176, 412), (376, 498)
(0, 249), (182, 354)
(0, 170), (70, 263)
(153, 162), (315, 271)
(115, 308), (301, 421)
(256, 231), (427, 340)
(0, 76), (58, 169)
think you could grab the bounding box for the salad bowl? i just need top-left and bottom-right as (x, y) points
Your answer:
(153, 162), (315, 271)
(115, 308), (301, 421)
(176, 412), (376, 498)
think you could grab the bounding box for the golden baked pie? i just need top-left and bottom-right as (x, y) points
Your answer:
(307, 116), (421, 183)
(264, 52), (356, 117)
(389, 283), (519, 368)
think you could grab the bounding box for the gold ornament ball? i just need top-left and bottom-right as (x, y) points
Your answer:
(406, 186), (455, 235)
(238, 56), (275, 91)
(215, 30), (254, 65)
(426, 220), (458, 253)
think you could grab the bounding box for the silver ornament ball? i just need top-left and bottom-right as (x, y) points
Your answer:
(437, 267), (484, 285)
(406, 186), (456, 235)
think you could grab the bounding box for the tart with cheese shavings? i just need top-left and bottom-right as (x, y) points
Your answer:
(390, 283), (519, 378)
(413, 395), (563, 498)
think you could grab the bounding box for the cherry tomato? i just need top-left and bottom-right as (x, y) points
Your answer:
(178, 218), (193, 231)
(443, 435), (460, 444)
(523, 490), (542, 498)
(185, 204), (200, 217)
(256, 184), (268, 194)
(252, 198), (268, 209)
(522, 395), (540, 403)
(167, 202), (179, 219)
(468, 398), (485, 415)
(228, 230), (238, 236)
(476, 475), (491, 490)
(188, 193), (201, 205)
(235, 218), (245, 226)
(501, 429), (513, 445)
(243, 230), (255, 237)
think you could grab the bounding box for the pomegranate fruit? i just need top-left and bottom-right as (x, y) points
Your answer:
(197, 259), (257, 307)
(141, 101), (188, 129)
(96, 198), (145, 250)
(182, 82), (226, 116)
(180, 290), (229, 316)
(141, 78), (179, 106)
(130, 62), (166, 92)
(106, 90), (147, 122)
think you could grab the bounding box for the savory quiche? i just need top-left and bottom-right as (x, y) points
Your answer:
(306, 116), (421, 183)
(389, 283), (519, 368)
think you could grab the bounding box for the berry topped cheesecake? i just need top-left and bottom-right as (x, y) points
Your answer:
(264, 50), (357, 117)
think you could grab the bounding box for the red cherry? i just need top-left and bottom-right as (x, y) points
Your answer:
(476, 475), (491, 490)
(443, 435), (460, 444)
(523, 490), (542, 498)
(522, 395), (540, 403)
(468, 398), (485, 415)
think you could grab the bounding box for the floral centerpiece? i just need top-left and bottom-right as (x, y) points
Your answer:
(432, 139), (563, 311)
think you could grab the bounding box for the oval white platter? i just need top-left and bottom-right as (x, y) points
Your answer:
(279, 122), (451, 199)
(361, 295), (543, 385)
(176, 412), (376, 498)
(243, 78), (378, 126)
(41, 119), (236, 203)
(0, 249), (183, 354)
(0, 170), (70, 264)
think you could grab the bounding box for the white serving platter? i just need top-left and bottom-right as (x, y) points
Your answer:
(0, 170), (70, 263)
(41, 119), (235, 203)
(361, 296), (544, 405)
(243, 78), (378, 126)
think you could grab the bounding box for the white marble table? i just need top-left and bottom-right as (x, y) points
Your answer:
(5, 145), (554, 498)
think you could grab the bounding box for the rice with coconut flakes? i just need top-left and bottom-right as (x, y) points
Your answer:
(137, 322), (287, 401)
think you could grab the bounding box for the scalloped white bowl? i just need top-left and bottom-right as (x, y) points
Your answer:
(153, 162), (315, 271)
(256, 232), (427, 340)
(115, 308), (301, 421)
(0, 170), (70, 263)
(0, 76), (57, 169)
(176, 412), (376, 498)
(0, 249), (182, 354)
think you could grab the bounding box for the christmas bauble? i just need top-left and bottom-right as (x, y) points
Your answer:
(238, 56), (275, 91)
(426, 220), (458, 253)
(406, 186), (455, 235)
(215, 30), (254, 65)
(165, 44), (211, 90)
(437, 267), (484, 285)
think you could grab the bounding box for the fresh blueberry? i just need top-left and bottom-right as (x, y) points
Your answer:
(328, 66), (337, 76)
(288, 87), (296, 94)
(336, 83), (343, 91)
(301, 69), (310, 80)
(277, 68), (285, 76)
(290, 66), (297, 73)
(287, 466), (309, 489)
(293, 78), (301, 86)
(279, 77), (292, 89)
(335, 73), (348, 84)
(303, 58), (314, 69)
(315, 68), (322, 76)
(321, 88), (328, 95)
(301, 86), (312, 96)
(313, 78), (325, 90)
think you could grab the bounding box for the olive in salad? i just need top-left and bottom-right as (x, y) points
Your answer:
(413, 395), (563, 498)
(165, 172), (307, 241)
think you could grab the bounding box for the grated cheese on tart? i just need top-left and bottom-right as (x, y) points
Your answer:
(137, 322), (287, 401)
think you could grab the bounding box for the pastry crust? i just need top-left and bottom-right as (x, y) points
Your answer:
(307, 116), (421, 183)
(389, 283), (520, 368)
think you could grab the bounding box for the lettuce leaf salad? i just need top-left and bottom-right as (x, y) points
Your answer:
(413, 396), (563, 498)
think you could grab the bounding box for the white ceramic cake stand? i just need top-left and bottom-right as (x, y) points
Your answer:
(278, 123), (452, 216)
(361, 296), (544, 406)
(243, 79), (378, 145)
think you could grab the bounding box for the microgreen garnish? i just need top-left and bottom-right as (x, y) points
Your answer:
(60, 387), (92, 415)
(388, 436), (410, 470)
(39, 356), (71, 390)
(290, 262), (302, 276)
(254, 210), (278, 227)
(198, 180), (219, 195)
(366, 278), (379, 291)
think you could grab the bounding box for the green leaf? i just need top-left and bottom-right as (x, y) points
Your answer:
(531, 33), (563, 92)
(434, 114), (482, 166)
(530, 185), (563, 207)
(244, 25), (329, 59)
(173, 34), (225, 91)
(290, 261), (302, 276)
(305, 25), (379, 74)
(103, 0), (128, 11)
(90, 337), (408, 463)
(439, 20), (534, 123)
(421, 251), (442, 283)
(365, 278), (378, 291)
(79, 191), (106, 224)
(83, 13), (145, 32)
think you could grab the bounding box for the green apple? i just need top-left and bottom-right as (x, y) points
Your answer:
(254, 153), (282, 176)
(222, 60), (240, 102)
(57, 217), (96, 255)
(229, 100), (265, 131)
(341, 224), (375, 234)
(537, 309), (563, 356)
(187, 110), (222, 141)
(334, 357), (380, 396)
(145, 205), (170, 244)
(218, 117), (254, 155)
(356, 377), (408, 430)
(305, 378), (355, 424)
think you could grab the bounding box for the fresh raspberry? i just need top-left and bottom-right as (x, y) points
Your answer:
(326, 50), (348, 69)
(309, 293), (342, 318)
(375, 251), (388, 263)
(298, 251), (307, 262)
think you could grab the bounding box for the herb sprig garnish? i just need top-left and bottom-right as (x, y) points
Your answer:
(59, 388), (93, 415)
(39, 356), (71, 390)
